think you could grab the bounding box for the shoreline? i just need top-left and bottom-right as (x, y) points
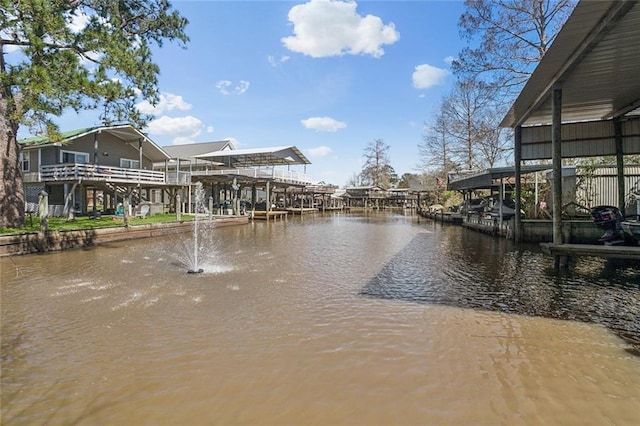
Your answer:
(0, 216), (249, 257)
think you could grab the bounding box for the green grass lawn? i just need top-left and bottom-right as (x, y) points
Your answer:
(1, 214), (192, 235)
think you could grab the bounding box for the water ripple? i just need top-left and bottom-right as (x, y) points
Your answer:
(361, 228), (640, 353)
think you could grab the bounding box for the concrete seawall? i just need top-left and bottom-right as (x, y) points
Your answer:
(417, 209), (602, 243)
(0, 216), (249, 257)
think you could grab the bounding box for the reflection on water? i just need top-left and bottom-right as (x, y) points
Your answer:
(2, 212), (639, 425)
(361, 225), (640, 353)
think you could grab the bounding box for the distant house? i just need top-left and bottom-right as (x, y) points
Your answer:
(386, 188), (417, 208)
(341, 186), (417, 209)
(343, 186), (386, 208)
(19, 124), (177, 216)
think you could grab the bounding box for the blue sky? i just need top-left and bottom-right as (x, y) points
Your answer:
(26, 0), (468, 187)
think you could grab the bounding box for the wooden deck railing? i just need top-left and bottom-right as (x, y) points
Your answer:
(25, 164), (313, 186)
(29, 163), (167, 185)
(191, 167), (313, 185)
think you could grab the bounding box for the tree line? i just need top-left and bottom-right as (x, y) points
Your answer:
(353, 0), (578, 204)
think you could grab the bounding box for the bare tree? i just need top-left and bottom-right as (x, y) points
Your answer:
(454, 0), (576, 99)
(419, 104), (459, 175)
(443, 79), (496, 171)
(361, 139), (393, 188)
(421, 80), (511, 172)
(346, 172), (361, 188)
(475, 113), (513, 167)
(418, 0), (574, 177)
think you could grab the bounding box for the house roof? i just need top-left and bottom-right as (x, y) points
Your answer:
(501, 0), (640, 128)
(20, 127), (100, 145)
(194, 145), (311, 167)
(345, 185), (385, 190)
(19, 124), (172, 162)
(161, 140), (234, 160)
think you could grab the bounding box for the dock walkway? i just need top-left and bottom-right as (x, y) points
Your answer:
(251, 210), (288, 221)
(541, 243), (640, 260)
(285, 208), (318, 215)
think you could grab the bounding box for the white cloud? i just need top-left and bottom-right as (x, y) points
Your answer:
(172, 136), (197, 145)
(268, 55), (291, 67)
(136, 93), (192, 115)
(308, 146), (333, 157)
(282, 0), (399, 58)
(206, 126), (214, 133)
(412, 64), (450, 90)
(301, 116), (346, 132)
(67, 11), (90, 33)
(215, 80), (250, 95)
(145, 115), (204, 144)
(444, 56), (455, 65)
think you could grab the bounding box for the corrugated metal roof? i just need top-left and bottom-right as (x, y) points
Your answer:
(502, 0), (640, 127)
(161, 140), (233, 160)
(194, 146), (311, 167)
(19, 127), (99, 145)
(448, 165), (554, 191)
(18, 124), (171, 162)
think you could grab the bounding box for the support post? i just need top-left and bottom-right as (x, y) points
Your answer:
(514, 126), (522, 242)
(552, 84), (565, 268)
(614, 118), (625, 212)
(266, 181), (271, 213)
(251, 184), (257, 220)
(214, 183), (220, 214)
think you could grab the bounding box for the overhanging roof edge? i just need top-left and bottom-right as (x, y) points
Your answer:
(500, 0), (631, 128)
(448, 164), (554, 191)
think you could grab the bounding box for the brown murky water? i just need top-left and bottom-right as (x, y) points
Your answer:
(2, 212), (639, 425)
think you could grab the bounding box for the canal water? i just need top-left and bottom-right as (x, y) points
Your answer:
(1, 212), (639, 424)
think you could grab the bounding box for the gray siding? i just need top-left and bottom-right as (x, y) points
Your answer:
(521, 117), (640, 160)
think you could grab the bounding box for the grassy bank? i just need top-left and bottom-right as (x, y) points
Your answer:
(1, 214), (191, 236)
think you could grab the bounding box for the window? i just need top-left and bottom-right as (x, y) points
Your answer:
(120, 158), (140, 169)
(150, 189), (162, 203)
(19, 152), (30, 172)
(61, 150), (89, 164)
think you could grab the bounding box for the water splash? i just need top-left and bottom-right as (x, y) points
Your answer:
(185, 182), (207, 274)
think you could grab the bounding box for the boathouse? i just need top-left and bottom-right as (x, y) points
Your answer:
(167, 144), (314, 219)
(342, 186), (418, 210)
(501, 0), (640, 264)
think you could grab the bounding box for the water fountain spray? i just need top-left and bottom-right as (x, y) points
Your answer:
(188, 182), (206, 274)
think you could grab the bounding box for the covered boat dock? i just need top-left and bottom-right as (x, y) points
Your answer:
(501, 0), (640, 266)
(447, 164), (555, 239)
(162, 144), (315, 218)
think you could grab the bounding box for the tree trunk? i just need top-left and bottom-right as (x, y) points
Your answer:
(0, 93), (25, 229)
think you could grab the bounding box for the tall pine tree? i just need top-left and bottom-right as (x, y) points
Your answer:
(0, 0), (188, 228)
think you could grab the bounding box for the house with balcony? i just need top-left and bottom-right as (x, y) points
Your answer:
(19, 124), (316, 217)
(19, 124), (181, 216)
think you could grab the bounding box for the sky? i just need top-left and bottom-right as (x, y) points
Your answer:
(21, 0), (468, 187)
